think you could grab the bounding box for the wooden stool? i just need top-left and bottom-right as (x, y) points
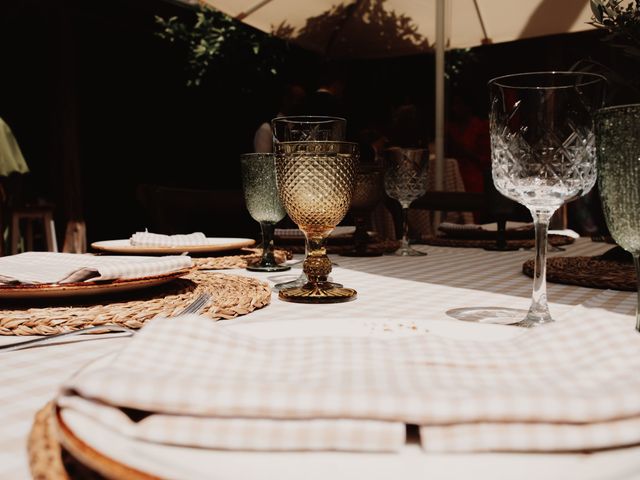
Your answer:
(10, 205), (58, 254)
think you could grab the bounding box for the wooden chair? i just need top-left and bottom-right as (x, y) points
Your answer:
(10, 204), (58, 254)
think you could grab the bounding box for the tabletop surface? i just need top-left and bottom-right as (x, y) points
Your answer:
(1, 239), (639, 479)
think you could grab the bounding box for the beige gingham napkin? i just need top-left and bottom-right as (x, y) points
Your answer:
(59, 313), (640, 453)
(0, 251), (192, 284)
(130, 231), (207, 247)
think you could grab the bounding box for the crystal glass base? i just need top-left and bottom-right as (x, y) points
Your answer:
(389, 246), (426, 256)
(246, 264), (291, 272)
(446, 306), (554, 327)
(279, 283), (357, 304)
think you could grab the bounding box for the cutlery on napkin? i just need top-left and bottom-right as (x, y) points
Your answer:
(130, 231), (207, 247)
(58, 313), (640, 453)
(0, 251), (192, 284)
(437, 221), (534, 239)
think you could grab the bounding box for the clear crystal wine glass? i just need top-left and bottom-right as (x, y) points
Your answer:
(595, 103), (640, 332)
(274, 141), (358, 303)
(489, 71), (605, 326)
(383, 147), (429, 256)
(240, 153), (291, 272)
(271, 116), (347, 289)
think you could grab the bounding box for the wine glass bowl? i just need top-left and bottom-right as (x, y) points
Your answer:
(489, 71), (605, 326)
(595, 103), (640, 331)
(240, 153), (291, 272)
(383, 147), (429, 256)
(275, 141), (358, 303)
(272, 116), (346, 142)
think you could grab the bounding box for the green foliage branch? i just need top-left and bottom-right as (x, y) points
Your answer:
(155, 6), (285, 87)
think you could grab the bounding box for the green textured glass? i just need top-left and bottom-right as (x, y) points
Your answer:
(596, 104), (640, 332)
(240, 153), (290, 272)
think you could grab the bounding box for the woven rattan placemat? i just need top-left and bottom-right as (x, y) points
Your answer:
(523, 256), (636, 291)
(29, 402), (128, 480)
(0, 271), (271, 336)
(421, 234), (574, 249)
(193, 248), (291, 270)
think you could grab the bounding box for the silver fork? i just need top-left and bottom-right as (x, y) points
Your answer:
(0, 292), (212, 353)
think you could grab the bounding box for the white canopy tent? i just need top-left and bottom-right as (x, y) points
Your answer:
(196, 0), (595, 189)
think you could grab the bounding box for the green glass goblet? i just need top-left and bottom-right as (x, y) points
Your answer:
(596, 104), (640, 332)
(240, 153), (290, 272)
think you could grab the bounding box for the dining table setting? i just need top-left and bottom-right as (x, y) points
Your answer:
(2, 71), (640, 479)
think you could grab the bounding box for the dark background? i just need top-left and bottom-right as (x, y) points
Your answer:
(0, 0), (623, 245)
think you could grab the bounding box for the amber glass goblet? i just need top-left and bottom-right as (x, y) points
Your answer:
(275, 141), (359, 303)
(342, 165), (384, 257)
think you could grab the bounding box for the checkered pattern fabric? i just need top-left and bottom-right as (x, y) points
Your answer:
(130, 231), (207, 247)
(2, 239), (638, 477)
(60, 308), (640, 453)
(0, 251), (192, 284)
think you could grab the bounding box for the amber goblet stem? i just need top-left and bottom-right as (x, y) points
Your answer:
(303, 234), (332, 286)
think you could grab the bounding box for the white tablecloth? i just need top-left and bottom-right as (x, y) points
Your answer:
(1, 239), (638, 479)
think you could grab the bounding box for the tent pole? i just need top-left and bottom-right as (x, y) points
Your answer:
(435, 0), (445, 192)
(434, 0), (446, 226)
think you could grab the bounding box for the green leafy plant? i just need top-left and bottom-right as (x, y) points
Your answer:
(590, 0), (640, 58)
(155, 6), (286, 87)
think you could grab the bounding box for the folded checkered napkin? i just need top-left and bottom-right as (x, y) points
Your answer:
(60, 313), (640, 453)
(0, 252), (192, 284)
(130, 231), (207, 247)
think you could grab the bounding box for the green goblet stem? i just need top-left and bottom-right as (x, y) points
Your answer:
(634, 255), (640, 332)
(259, 221), (278, 268)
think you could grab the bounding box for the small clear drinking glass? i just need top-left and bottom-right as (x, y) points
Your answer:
(383, 147), (429, 256)
(488, 71), (605, 326)
(240, 153), (290, 272)
(595, 103), (640, 332)
(271, 116), (347, 289)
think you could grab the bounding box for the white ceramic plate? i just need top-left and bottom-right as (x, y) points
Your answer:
(91, 238), (255, 255)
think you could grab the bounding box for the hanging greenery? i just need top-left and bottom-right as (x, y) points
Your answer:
(590, 0), (640, 58)
(155, 6), (287, 87)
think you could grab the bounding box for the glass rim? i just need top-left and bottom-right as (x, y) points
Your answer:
(595, 103), (640, 116)
(240, 152), (275, 157)
(488, 71), (607, 90)
(271, 115), (347, 124)
(274, 140), (358, 147)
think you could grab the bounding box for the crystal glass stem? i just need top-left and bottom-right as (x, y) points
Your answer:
(401, 206), (410, 251)
(634, 255), (640, 332)
(525, 209), (554, 326)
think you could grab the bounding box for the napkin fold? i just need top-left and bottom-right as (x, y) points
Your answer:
(0, 252), (192, 284)
(130, 231), (207, 247)
(60, 313), (640, 453)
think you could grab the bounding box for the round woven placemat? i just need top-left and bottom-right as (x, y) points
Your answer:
(193, 248), (291, 270)
(421, 234), (574, 249)
(0, 271), (271, 336)
(29, 402), (69, 480)
(523, 256), (636, 291)
(283, 240), (401, 255)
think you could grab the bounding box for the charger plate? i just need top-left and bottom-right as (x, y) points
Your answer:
(0, 271), (271, 336)
(91, 238), (255, 255)
(0, 269), (191, 300)
(523, 256), (636, 292)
